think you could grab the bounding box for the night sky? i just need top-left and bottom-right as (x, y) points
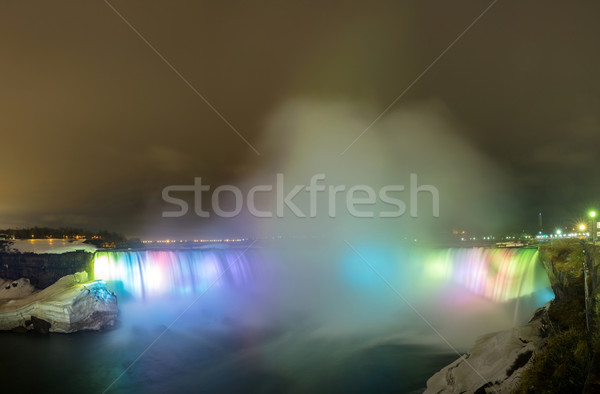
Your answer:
(2, 1), (600, 238)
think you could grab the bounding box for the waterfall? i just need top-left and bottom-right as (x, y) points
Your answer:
(83, 245), (556, 392)
(93, 246), (551, 304)
(93, 249), (256, 299)
(92, 245), (553, 340)
(419, 247), (551, 302)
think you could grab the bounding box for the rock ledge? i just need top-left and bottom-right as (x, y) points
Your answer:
(0, 271), (117, 333)
(425, 304), (550, 394)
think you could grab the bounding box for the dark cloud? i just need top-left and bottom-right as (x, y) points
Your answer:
(1, 1), (599, 237)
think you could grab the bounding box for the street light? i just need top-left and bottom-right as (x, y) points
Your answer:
(585, 211), (598, 339)
(590, 211), (598, 245)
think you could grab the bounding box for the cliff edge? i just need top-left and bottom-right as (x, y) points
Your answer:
(0, 271), (118, 333)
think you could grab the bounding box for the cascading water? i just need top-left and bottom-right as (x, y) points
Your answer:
(91, 245), (553, 334)
(84, 244), (554, 393)
(93, 249), (256, 299)
(415, 247), (554, 326)
(417, 247), (551, 302)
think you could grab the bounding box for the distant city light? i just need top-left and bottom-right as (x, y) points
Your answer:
(141, 238), (249, 244)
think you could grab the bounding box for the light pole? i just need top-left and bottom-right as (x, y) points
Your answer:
(586, 210), (598, 365)
(590, 211), (597, 245)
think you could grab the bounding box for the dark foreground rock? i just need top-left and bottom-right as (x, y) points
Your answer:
(30, 316), (51, 334)
(424, 304), (550, 394)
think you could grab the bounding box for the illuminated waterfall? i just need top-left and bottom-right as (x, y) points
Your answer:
(93, 249), (255, 299)
(93, 246), (552, 319)
(88, 245), (553, 383)
(420, 247), (550, 302)
(338, 245), (553, 333)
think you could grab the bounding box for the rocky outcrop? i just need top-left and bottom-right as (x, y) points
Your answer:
(538, 241), (585, 301)
(425, 304), (550, 394)
(0, 271), (117, 333)
(0, 278), (35, 299)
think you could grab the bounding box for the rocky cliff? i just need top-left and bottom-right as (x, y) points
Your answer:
(0, 271), (117, 333)
(425, 304), (550, 394)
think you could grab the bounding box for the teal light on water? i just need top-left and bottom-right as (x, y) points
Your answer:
(342, 245), (399, 288)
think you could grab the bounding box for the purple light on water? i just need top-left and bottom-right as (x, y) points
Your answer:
(94, 250), (255, 299)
